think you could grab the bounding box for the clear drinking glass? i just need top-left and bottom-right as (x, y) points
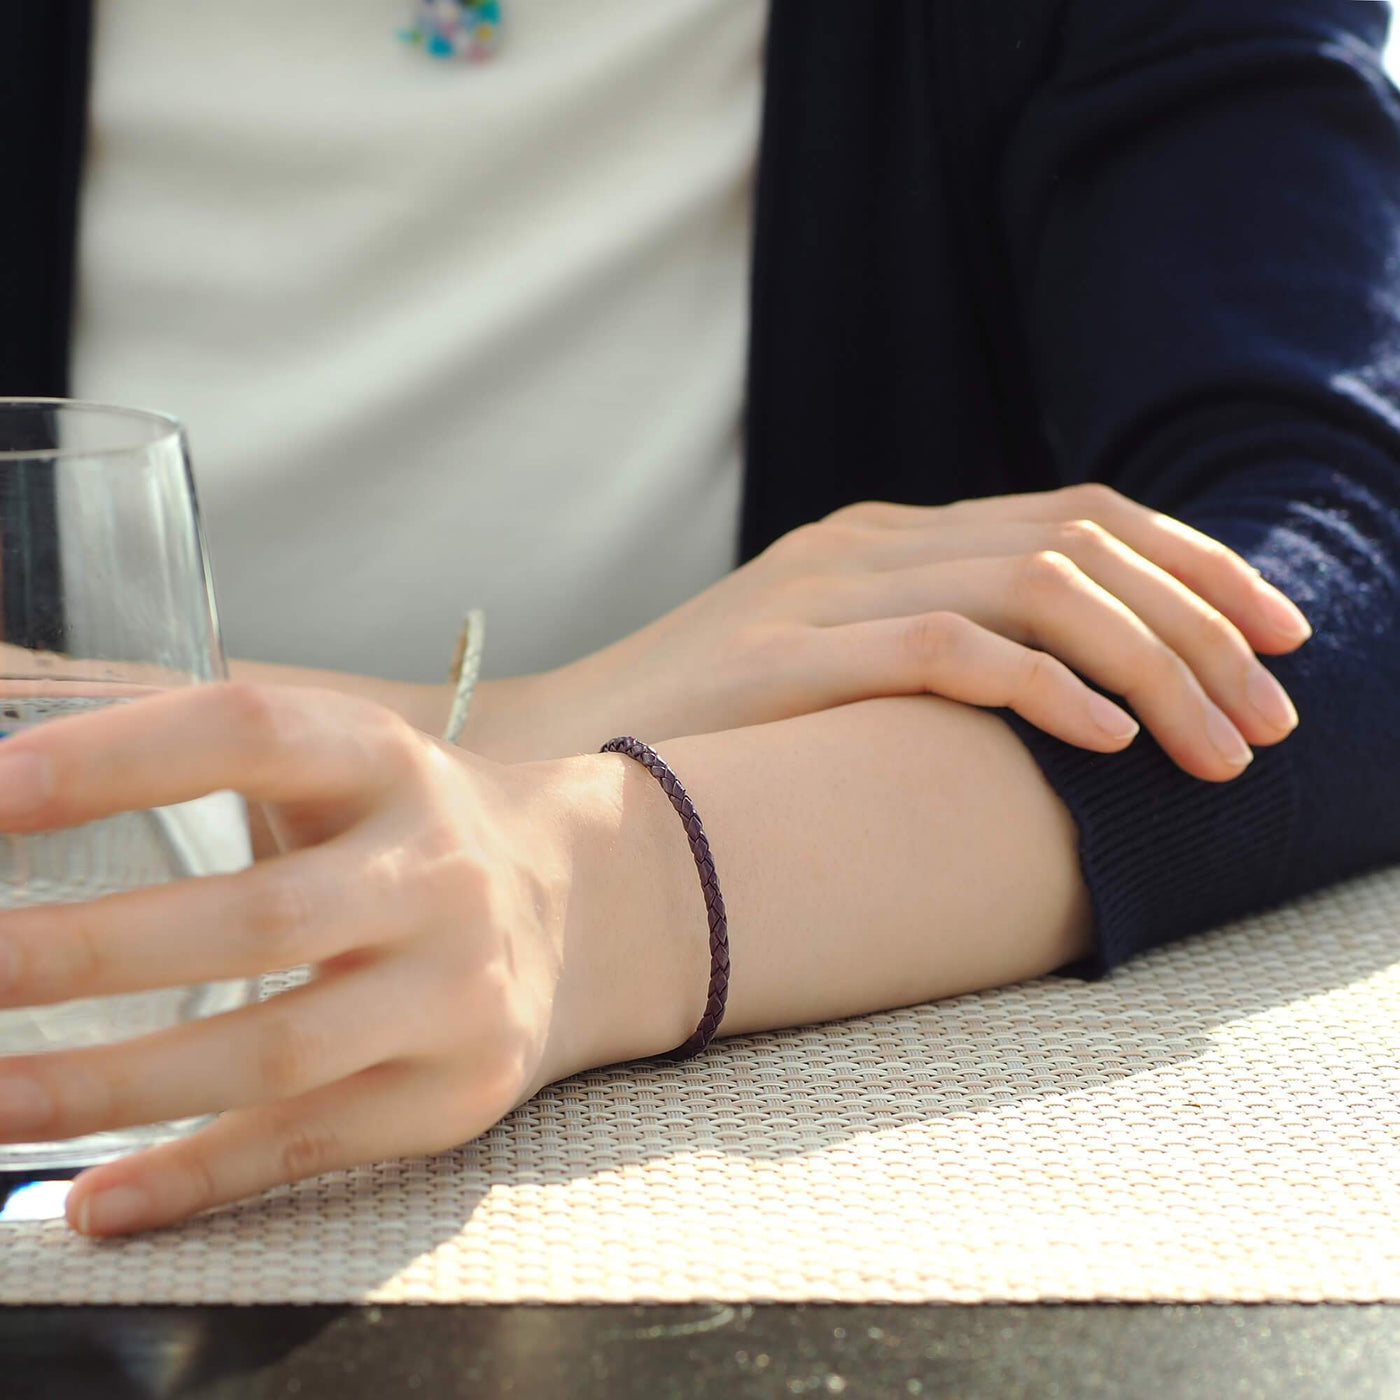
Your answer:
(0, 398), (256, 1171)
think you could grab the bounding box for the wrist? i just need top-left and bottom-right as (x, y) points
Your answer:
(398, 673), (566, 761)
(513, 749), (709, 1093)
(451, 674), (543, 762)
(454, 663), (616, 764)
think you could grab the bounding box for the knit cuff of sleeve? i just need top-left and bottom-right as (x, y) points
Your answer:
(992, 701), (1300, 982)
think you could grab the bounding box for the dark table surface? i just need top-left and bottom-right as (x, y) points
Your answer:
(5, 1301), (1400, 1399)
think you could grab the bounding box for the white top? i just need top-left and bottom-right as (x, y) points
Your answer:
(70, 0), (764, 680)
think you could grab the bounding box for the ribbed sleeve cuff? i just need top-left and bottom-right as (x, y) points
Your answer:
(992, 701), (1299, 981)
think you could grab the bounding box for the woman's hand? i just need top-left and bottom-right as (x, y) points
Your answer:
(477, 481), (1313, 783)
(0, 682), (627, 1237)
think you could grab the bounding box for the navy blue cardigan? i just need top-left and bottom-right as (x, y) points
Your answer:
(4, 1), (1400, 982)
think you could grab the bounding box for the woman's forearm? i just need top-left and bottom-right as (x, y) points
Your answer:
(535, 694), (1097, 1087)
(225, 659), (579, 760)
(227, 658), (551, 757)
(225, 658), (453, 733)
(221, 667), (1098, 1080)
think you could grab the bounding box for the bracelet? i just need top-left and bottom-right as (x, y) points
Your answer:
(443, 608), (486, 744)
(599, 736), (730, 1062)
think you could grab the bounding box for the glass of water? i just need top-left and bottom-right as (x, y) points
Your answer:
(0, 398), (257, 1172)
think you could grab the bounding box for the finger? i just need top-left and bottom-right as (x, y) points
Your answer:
(0, 682), (419, 832)
(0, 962), (420, 1147)
(777, 612), (1142, 753)
(837, 521), (1299, 749)
(815, 555), (1251, 781)
(975, 552), (1256, 782)
(0, 832), (407, 1009)
(827, 489), (1313, 653)
(65, 1059), (493, 1236)
(969, 484), (1313, 653)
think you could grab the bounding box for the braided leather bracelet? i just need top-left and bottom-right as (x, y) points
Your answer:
(599, 736), (730, 1061)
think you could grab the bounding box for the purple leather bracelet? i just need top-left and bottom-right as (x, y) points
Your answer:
(599, 736), (730, 1061)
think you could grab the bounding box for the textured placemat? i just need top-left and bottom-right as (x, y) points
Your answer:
(3, 860), (1400, 1306)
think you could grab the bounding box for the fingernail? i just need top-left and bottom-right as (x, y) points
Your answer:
(0, 752), (52, 818)
(0, 1075), (52, 1132)
(1205, 706), (1253, 768)
(1247, 667), (1298, 732)
(1253, 577), (1312, 641)
(1086, 691), (1140, 741)
(78, 1183), (150, 1235)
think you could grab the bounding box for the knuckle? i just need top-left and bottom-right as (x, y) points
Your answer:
(767, 520), (825, 562)
(1141, 641), (1190, 689)
(441, 1036), (531, 1127)
(274, 1115), (343, 1184)
(814, 519), (869, 556)
(13, 907), (104, 1002)
(12, 1064), (62, 1138)
(477, 1058), (531, 1124)
(901, 610), (970, 666)
(166, 1145), (221, 1213)
(254, 1012), (324, 1099)
(470, 963), (521, 1022)
(50, 914), (108, 1000)
(1017, 647), (1063, 697)
(246, 870), (316, 963)
(435, 1074), (501, 1142)
(421, 957), (476, 1027)
(369, 708), (426, 774)
(1017, 549), (1078, 594)
(409, 833), (484, 916)
(770, 511), (874, 568)
(38, 1056), (112, 1139)
(1059, 480), (1122, 515)
(214, 686), (305, 772)
(826, 500), (880, 524)
(217, 681), (288, 747)
(64, 914), (106, 986)
(0, 934), (23, 1002)
(1207, 540), (1247, 575)
(371, 702), (418, 747)
(1186, 603), (1241, 657)
(1055, 517), (1112, 554)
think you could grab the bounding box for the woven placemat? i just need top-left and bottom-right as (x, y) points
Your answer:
(3, 860), (1399, 1306)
